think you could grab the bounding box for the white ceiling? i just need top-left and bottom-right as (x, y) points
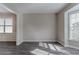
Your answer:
(2, 3), (68, 13)
(66, 4), (79, 13)
(0, 4), (10, 13)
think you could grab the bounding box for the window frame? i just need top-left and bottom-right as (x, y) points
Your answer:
(0, 17), (13, 34)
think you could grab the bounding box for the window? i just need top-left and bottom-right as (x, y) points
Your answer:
(69, 11), (79, 40)
(0, 17), (13, 33)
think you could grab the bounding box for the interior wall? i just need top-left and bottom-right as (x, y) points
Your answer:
(57, 3), (77, 46)
(16, 14), (23, 45)
(0, 13), (16, 41)
(23, 14), (57, 42)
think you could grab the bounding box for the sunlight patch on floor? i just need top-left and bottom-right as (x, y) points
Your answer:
(48, 44), (56, 51)
(43, 43), (48, 48)
(39, 42), (44, 47)
(30, 48), (49, 55)
(49, 53), (54, 55)
(39, 42), (48, 48)
(54, 45), (71, 54)
(54, 45), (62, 50)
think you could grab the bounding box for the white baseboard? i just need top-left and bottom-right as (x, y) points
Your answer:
(23, 39), (56, 42)
(66, 44), (79, 50)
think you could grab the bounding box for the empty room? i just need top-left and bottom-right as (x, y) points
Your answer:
(0, 3), (79, 55)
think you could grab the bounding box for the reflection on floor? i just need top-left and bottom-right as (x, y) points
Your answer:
(0, 42), (79, 55)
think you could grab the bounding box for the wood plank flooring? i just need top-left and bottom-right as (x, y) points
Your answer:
(0, 42), (79, 55)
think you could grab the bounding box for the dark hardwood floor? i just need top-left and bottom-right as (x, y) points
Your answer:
(0, 42), (79, 55)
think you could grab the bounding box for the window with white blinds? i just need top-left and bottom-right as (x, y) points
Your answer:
(0, 17), (13, 33)
(69, 12), (79, 40)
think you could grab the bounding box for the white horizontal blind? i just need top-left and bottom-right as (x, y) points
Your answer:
(0, 16), (13, 33)
(69, 12), (79, 40)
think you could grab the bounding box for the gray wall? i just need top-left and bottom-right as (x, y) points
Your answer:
(23, 14), (57, 42)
